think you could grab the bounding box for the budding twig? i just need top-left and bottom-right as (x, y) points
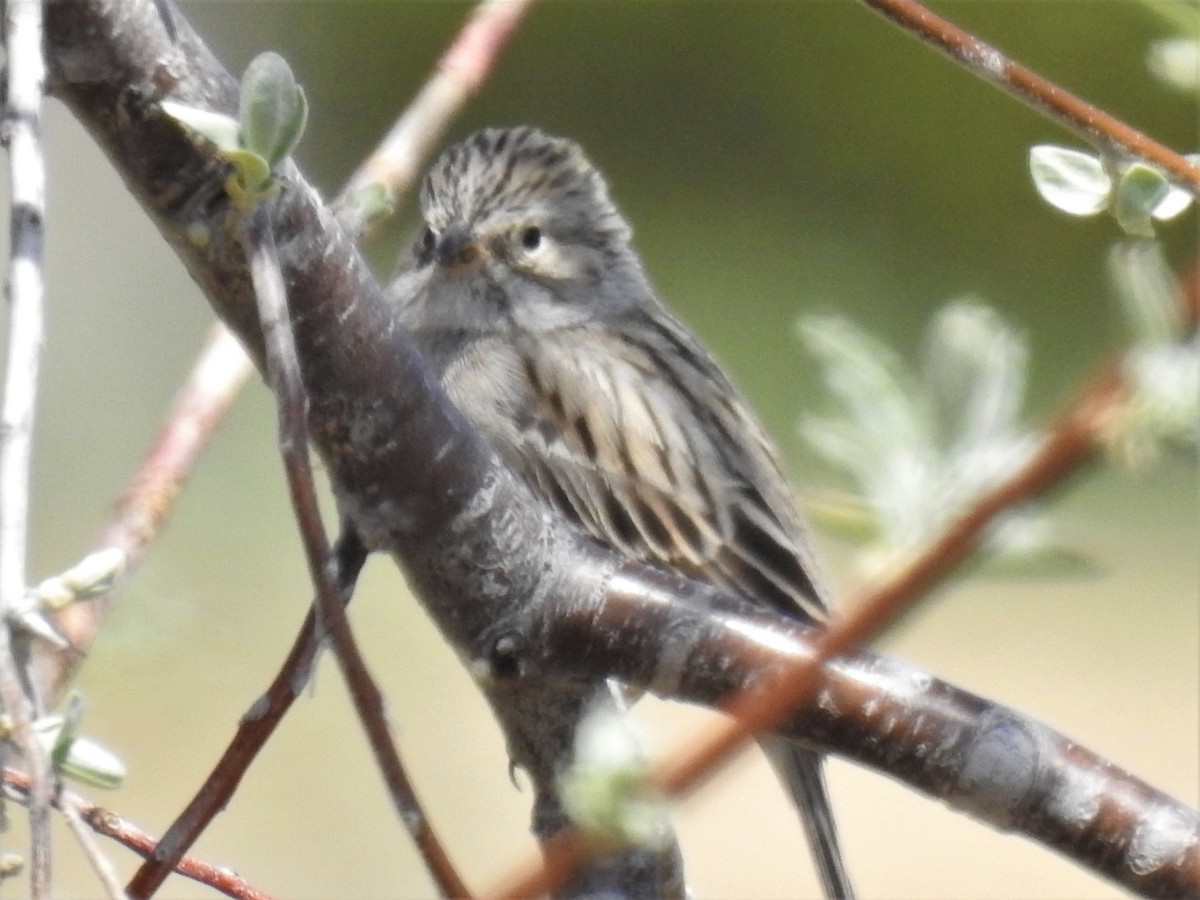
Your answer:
(1, 0), (54, 892)
(59, 799), (124, 900)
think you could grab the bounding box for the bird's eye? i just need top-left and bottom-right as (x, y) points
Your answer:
(520, 226), (542, 251)
(414, 226), (437, 266)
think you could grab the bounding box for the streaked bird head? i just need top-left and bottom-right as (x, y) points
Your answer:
(393, 127), (651, 335)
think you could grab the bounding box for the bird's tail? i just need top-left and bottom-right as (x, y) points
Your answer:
(763, 739), (855, 899)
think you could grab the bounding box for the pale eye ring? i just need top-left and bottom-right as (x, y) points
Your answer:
(520, 226), (542, 251)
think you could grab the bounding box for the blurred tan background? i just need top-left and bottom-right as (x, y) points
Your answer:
(2, 1), (1196, 897)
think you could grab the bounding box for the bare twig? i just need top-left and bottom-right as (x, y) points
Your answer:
(4, 768), (271, 900)
(122, 535), (364, 900)
(210, 207), (467, 899)
(59, 799), (124, 900)
(333, 0), (538, 233)
(858, 0), (1200, 192)
(1, 0), (54, 892)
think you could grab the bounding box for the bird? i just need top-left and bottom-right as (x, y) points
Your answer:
(389, 125), (854, 898)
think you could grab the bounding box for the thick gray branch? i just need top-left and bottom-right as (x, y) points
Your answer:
(46, 0), (680, 894)
(530, 566), (1200, 898)
(42, 2), (1198, 898)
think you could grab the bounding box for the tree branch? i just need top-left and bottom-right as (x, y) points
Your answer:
(333, 0), (537, 232)
(4, 768), (272, 900)
(1, 0), (55, 891)
(485, 558), (1200, 899)
(858, 0), (1200, 192)
(123, 534), (364, 900)
(42, 2), (1198, 898)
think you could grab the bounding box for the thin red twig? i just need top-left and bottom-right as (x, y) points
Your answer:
(126, 205), (470, 899)
(122, 591), (330, 897)
(333, 0), (537, 232)
(859, 0), (1200, 192)
(3, 769), (270, 900)
(239, 210), (465, 899)
(252, 206), (469, 896)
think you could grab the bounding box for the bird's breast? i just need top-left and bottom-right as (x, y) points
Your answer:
(436, 335), (531, 447)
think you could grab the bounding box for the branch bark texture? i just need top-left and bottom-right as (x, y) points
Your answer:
(47, 1), (683, 894)
(41, 2), (1199, 898)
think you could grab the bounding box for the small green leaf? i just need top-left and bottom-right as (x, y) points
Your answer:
(55, 548), (125, 604)
(57, 736), (128, 790)
(239, 51), (308, 167)
(51, 693), (86, 768)
(161, 101), (241, 152)
(34, 695), (126, 790)
(223, 149), (280, 210)
(1029, 145), (1111, 216)
(272, 85), (308, 166)
(1114, 164), (1172, 237)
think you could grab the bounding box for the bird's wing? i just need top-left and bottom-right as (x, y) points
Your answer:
(501, 308), (830, 623)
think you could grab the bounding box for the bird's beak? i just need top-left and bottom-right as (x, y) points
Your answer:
(436, 224), (486, 272)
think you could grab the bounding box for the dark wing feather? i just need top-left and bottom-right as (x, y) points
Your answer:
(505, 308), (829, 623)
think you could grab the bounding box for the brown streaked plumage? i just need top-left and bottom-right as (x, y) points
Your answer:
(390, 126), (854, 898)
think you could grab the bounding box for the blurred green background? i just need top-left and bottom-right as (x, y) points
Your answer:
(2, 1), (1196, 897)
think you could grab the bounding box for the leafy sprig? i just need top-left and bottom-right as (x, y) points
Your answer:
(163, 51), (308, 209)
